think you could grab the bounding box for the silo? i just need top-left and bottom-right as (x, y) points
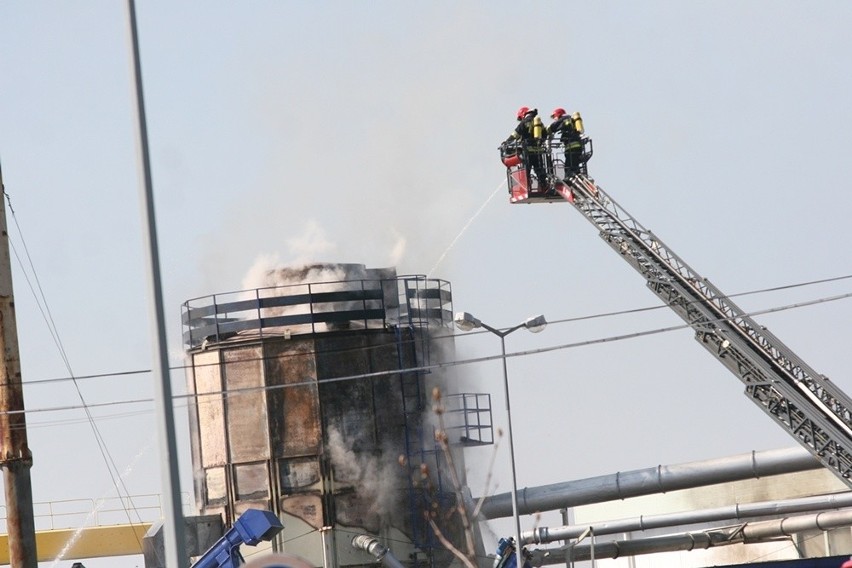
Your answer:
(182, 263), (491, 567)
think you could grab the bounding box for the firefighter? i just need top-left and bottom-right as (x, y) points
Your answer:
(505, 106), (548, 190)
(547, 107), (586, 175)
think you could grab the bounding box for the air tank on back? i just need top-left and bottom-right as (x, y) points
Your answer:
(182, 263), (492, 568)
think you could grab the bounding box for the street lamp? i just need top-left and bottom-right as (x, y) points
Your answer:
(453, 311), (547, 568)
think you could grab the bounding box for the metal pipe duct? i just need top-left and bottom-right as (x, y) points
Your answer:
(529, 508), (852, 565)
(526, 490), (852, 544)
(478, 447), (819, 519)
(351, 535), (406, 568)
(738, 509), (852, 542)
(529, 532), (719, 565)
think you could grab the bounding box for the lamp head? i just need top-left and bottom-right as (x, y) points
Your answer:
(523, 315), (547, 333)
(454, 311), (482, 332)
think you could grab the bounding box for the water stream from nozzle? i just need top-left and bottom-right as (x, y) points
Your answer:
(427, 178), (505, 278)
(48, 437), (154, 567)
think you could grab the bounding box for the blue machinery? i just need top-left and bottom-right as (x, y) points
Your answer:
(191, 509), (282, 568)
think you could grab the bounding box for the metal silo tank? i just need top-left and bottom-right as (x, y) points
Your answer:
(182, 263), (483, 568)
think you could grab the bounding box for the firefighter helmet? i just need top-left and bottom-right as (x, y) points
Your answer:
(551, 107), (567, 119)
(516, 106), (531, 120)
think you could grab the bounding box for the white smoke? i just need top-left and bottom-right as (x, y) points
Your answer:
(241, 252), (283, 291)
(285, 219), (337, 265)
(326, 426), (400, 518)
(387, 227), (407, 267)
(193, 5), (526, 290)
(240, 220), (342, 292)
(237, 262), (397, 333)
(254, 263), (351, 290)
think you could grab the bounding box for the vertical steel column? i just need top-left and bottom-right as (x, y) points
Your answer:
(0, 165), (38, 567)
(125, 2), (188, 566)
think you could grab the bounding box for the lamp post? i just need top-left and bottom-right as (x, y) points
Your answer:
(453, 311), (547, 568)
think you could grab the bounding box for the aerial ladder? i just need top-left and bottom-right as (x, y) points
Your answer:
(501, 137), (852, 488)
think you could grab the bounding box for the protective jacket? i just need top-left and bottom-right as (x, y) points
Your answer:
(510, 111), (545, 147)
(547, 115), (582, 149)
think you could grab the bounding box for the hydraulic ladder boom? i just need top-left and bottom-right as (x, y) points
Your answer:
(553, 175), (852, 486)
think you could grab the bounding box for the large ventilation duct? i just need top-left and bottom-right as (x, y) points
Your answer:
(527, 508), (852, 564)
(526, 490), (852, 544)
(477, 447), (820, 519)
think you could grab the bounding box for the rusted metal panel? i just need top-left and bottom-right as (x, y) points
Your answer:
(193, 350), (227, 466)
(278, 457), (321, 493)
(335, 492), (383, 534)
(223, 347), (269, 463)
(281, 493), (324, 530)
(203, 467), (228, 506)
(234, 462), (270, 501)
(369, 337), (409, 435)
(316, 334), (375, 450)
(265, 338), (322, 457)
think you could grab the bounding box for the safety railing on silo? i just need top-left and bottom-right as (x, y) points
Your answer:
(184, 280), (380, 349)
(394, 275), (453, 328)
(392, 276), (453, 369)
(444, 393), (494, 446)
(182, 276), (453, 350)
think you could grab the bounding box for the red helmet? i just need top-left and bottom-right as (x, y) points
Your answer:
(551, 107), (567, 119)
(516, 106), (531, 120)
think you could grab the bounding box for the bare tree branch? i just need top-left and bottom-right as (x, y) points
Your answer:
(427, 516), (478, 568)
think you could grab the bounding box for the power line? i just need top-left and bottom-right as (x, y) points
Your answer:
(6, 190), (145, 529)
(10, 271), (852, 391)
(546, 272), (852, 326)
(4, 285), (850, 421)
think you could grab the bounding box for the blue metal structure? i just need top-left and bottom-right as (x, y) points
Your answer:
(191, 509), (283, 568)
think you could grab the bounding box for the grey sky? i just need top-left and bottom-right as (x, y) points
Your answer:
(2, 2), (851, 566)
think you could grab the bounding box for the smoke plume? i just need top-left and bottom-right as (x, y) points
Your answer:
(326, 426), (400, 519)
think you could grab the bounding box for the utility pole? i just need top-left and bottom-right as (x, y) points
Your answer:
(0, 163), (38, 567)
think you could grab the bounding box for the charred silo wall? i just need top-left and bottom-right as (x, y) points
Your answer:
(183, 264), (462, 567)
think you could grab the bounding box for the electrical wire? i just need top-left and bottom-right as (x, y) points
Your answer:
(546, 272), (852, 327)
(5, 189), (146, 534)
(3, 283), (850, 421)
(8, 270), (852, 391)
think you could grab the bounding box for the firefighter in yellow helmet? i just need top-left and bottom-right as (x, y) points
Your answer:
(547, 107), (586, 176)
(505, 106), (548, 190)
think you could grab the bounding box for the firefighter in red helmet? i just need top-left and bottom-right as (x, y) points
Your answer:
(505, 107), (548, 189)
(547, 107), (586, 176)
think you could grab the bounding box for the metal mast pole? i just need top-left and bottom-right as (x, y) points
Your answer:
(125, 2), (188, 566)
(0, 163), (38, 567)
(498, 331), (524, 568)
(455, 312), (546, 568)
